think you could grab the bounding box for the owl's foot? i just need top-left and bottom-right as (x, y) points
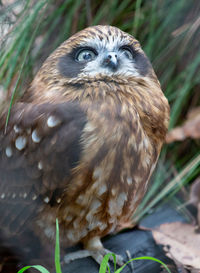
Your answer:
(64, 237), (124, 267)
(64, 248), (124, 266)
(93, 248), (124, 266)
(64, 249), (93, 263)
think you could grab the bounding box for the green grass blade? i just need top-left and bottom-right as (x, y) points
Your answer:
(4, 0), (47, 132)
(99, 254), (172, 273)
(99, 253), (117, 273)
(114, 256), (172, 273)
(17, 265), (50, 273)
(55, 219), (62, 273)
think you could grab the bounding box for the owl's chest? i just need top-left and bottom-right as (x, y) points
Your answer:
(57, 121), (155, 245)
(41, 101), (158, 246)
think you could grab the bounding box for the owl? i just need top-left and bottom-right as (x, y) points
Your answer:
(0, 25), (169, 267)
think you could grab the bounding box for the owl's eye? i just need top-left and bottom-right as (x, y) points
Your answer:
(76, 48), (97, 62)
(119, 46), (134, 60)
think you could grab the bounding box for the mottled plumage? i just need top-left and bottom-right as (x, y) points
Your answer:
(0, 25), (169, 265)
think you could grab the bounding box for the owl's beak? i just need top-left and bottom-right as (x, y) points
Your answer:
(102, 52), (118, 71)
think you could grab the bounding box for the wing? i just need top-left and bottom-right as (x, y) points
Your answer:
(0, 102), (87, 235)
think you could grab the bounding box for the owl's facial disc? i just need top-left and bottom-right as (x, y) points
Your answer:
(77, 48), (121, 72)
(58, 26), (151, 80)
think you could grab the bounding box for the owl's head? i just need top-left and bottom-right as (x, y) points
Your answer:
(28, 25), (157, 102)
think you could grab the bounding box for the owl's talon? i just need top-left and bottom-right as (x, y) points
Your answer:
(91, 248), (124, 267)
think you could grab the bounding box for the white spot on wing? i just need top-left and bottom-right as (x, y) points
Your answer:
(14, 125), (22, 133)
(47, 115), (60, 128)
(38, 161), (43, 170)
(5, 146), (12, 157)
(56, 197), (61, 203)
(23, 193), (27, 198)
(44, 196), (50, 203)
(32, 129), (41, 143)
(15, 136), (27, 150)
(32, 195), (37, 200)
(1, 193), (5, 199)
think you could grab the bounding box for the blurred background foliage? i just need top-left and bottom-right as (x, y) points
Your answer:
(0, 0), (200, 221)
